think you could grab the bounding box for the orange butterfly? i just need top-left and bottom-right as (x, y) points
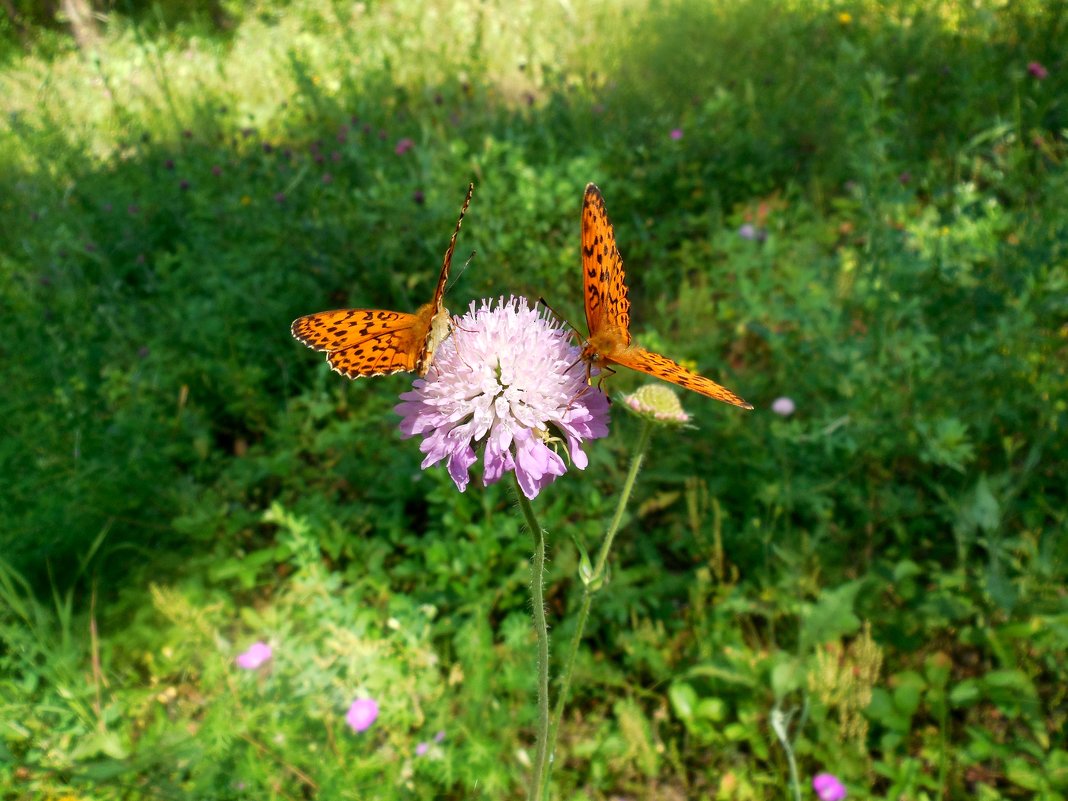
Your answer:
(579, 183), (752, 410)
(292, 183), (473, 378)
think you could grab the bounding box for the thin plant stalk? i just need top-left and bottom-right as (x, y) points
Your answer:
(545, 419), (654, 787)
(513, 475), (551, 801)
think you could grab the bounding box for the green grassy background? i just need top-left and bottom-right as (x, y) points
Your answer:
(1, 1), (1066, 799)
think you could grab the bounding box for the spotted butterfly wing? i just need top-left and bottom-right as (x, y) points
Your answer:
(292, 183), (473, 378)
(579, 183), (752, 410)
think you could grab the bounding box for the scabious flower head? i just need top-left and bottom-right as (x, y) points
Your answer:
(670, 128), (684, 140)
(415, 742), (430, 756)
(623, 384), (691, 426)
(235, 641), (272, 669)
(396, 296), (610, 499)
(346, 698), (379, 732)
(812, 772), (847, 801)
(394, 137), (415, 155)
(771, 396), (796, 416)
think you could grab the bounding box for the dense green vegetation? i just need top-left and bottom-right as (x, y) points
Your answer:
(1, 1), (1066, 798)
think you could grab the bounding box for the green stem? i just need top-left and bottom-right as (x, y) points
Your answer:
(546, 420), (654, 785)
(513, 475), (550, 801)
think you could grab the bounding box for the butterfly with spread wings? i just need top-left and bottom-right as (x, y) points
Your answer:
(578, 183), (752, 410)
(291, 183), (474, 378)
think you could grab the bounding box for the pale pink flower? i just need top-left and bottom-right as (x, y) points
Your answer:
(396, 296), (609, 499)
(771, 396), (796, 416)
(394, 137), (415, 155)
(346, 698), (379, 732)
(235, 642), (272, 669)
(670, 128), (683, 140)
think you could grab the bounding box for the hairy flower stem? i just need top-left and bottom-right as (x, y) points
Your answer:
(545, 419), (654, 794)
(514, 475), (551, 801)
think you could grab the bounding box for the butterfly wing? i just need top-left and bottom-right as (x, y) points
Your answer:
(291, 308), (430, 377)
(581, 183), (631, 348)
(580, 184), (751, 410)
(291, 182), (475, 379)
(609, 346), (754, 410)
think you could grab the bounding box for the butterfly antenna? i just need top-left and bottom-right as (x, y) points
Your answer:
(537, 296), (586, 342)
(447, 250), (477, 293)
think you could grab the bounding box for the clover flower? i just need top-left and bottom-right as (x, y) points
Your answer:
(235, 641), (272, 669)
(396, 296), (610, 499)
(1028, 61), (1048, 80)
(346, 698), (379, 733)
(812, 772), (847, 801)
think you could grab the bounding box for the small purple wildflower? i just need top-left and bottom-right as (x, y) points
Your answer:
(164, 159), (175, 171)
(771, 396), (796, 416)
(898, 171), (912, 185)
(413, 189), (426, 205)
(415, 742), (430, 756)
(179, 179), (191, 191)
(322, 172), (333, 184)
(1027, 61), (1048, 80)
(274, 192), (286, 204)
(738, 223), (759, 240)
(670, 128), (683, 140)
(212, 164), (222, 176)
(235, 642), (272, 669)
(396, 296), (610, 499)
(346, 698), (379, 733)
(394, 137), (415, 155)
(812, 772), (847, 801)
(434, 729), (445, 742)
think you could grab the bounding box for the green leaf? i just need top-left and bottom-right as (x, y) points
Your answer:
(949, 679), (982, 707)
(801, 580), (863, 647)
(668, 682), (698, 722)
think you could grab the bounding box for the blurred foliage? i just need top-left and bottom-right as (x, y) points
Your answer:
(1, 0), (1067, 799)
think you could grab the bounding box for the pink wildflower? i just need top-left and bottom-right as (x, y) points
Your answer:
(345, 698), (379, 733)
(235, 642), (272, 669)
(771, 396), (796, 416)
(812, 772), (847, 801)
(1027, 61), (1048, 80)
